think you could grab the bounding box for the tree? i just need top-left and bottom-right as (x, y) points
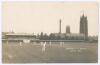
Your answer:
(40, 32), (44, 40)
(43, 33), (48, 40)
(49, 33), (55, 40)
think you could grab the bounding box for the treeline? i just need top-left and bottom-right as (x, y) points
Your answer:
(33, 32), (84, 40)
(35, 32), (62, 40)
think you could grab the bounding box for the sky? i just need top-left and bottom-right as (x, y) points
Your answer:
(2, 2), (98, 36)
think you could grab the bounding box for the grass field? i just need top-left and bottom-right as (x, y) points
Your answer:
(2, 42), (98, 63)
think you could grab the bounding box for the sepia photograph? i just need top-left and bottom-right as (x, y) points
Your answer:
(2, 1), (98, 63)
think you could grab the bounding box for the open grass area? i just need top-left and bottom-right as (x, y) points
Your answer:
(2, 42), (98, 63)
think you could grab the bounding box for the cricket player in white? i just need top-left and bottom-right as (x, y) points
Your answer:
(42, 42), (46, 52)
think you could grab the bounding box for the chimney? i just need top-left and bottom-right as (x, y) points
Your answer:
(59, 19), (61, 34)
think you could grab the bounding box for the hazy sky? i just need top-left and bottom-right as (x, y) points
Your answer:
(2, 2), (98, 36)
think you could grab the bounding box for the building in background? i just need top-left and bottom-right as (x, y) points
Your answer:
(66, 25), (70, 34)
(2, 33), (38, 43)
(80, 14), (88, 40)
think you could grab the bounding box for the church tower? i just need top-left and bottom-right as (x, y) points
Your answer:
(80, 14), (88, 40)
